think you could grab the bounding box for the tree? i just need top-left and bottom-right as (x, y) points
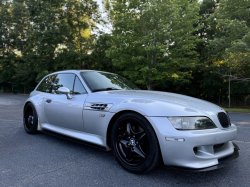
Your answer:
(0, 0), (102, 87)
(88, 34), (114, 72)
(0, 0), (19, 86)
(106, 0), (201, 90)
(206, 0), (250, 106)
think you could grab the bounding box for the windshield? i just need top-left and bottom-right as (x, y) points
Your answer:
(81, 71), (140, 92)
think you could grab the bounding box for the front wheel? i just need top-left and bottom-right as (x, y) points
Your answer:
(111, 112), (161, 174)
(23, 103), (38, 134)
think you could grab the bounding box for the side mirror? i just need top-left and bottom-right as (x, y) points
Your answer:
(58, 87), (72, 99)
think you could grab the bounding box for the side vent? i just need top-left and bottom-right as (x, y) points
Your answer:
(90, 104), (108, 110)
(84, 103), (113, 111)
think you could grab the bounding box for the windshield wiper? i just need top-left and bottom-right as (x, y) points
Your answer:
(92, 87), (121, 92)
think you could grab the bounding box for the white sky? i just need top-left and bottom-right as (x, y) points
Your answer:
(94, 0), (103, 10)
(93, 0), (112, 34)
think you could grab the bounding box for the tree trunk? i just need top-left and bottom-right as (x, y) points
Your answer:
(147, 75), (152, 90)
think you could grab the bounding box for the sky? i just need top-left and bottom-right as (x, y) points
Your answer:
(95, 0), (103, 10)
(93, 0), (113, 34)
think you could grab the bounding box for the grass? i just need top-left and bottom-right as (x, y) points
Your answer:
(223, 107), (250, 113)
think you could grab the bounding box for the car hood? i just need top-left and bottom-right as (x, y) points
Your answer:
(98, 90), (224, 116)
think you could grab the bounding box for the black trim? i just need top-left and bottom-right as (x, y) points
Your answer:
(72, 75), (76, 93)
(170, 142), (239, 172)
(41, 129), (107, 151)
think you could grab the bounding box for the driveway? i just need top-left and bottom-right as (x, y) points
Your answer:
(0, 94), (249, 187)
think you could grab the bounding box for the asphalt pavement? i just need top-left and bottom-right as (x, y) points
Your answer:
(0, 93), (249, 187)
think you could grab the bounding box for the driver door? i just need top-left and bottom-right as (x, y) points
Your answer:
(44, 73), (88, 132)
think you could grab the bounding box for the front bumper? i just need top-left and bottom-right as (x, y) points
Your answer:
(170, 142), (239, 171)
(146, 117), (238, 169)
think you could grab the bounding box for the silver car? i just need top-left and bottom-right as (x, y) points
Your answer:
(23, 70), (239, 173)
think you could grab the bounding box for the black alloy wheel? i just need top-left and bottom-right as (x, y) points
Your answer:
(25, 107), (34, 129)
(111, 112), (161, 174)
(116, 121), (148, 166)
(23, 103), (38, 134)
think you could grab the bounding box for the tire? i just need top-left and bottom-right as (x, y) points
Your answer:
(23, 103), (38, 134)
(111, 112), (161, 174)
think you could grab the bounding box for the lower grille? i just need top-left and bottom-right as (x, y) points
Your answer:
(218, 112), (231, 128)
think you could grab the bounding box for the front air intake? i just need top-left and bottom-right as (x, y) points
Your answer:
(218, 112), (231, 128)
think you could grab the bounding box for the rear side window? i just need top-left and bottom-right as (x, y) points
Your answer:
(37, 75), (56, 93)
(51, 73), (75, 94)
(73, 76), (87, 94)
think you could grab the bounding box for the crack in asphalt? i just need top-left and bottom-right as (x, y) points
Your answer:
(15, 160), (84, 187)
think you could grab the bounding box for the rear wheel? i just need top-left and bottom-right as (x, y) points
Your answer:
(23, 103), (38, 134)
(111, 112), (161, 174)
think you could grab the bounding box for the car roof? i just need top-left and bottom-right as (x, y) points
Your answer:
(46, 69), (114, 76)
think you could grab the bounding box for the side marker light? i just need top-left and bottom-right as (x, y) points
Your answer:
(165, 137), (185, 142)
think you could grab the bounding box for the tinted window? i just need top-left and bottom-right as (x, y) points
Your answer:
(37, 75), (56, 93)
(81, 71), (139, 92)
(73, 76), (87, 94)
(51, 74), (75, 94)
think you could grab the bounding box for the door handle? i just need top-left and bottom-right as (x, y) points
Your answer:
(46, 99), (52, 103)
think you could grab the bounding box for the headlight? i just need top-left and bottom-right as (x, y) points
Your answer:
(167, 117), (217, 130)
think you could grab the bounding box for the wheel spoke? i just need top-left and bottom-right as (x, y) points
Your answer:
(26, 109), (34, 129)
(27, 116), (32, 128)
(125, 147), (133, 160)
(119, 139), (128, 146)
(126, 123), (132, 136)
(115, 117), (149, 166)
(133, 146), (145, 158)
(137, 132), (146, 141)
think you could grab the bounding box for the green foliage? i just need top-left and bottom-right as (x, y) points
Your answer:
(106, 0), (201, 90)
(88, 34), (114, 72)
(205, 0), (250, 91)
(0, 0), (101, 86)
(0, 0), (250, 106)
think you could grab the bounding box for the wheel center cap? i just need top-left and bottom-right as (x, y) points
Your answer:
(130, 139), (135, 145)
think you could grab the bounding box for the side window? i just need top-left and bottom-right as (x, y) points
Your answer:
(73, 76), (87, 94)
(51, 74), (75, 94)
(37, 75), (56, 93)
